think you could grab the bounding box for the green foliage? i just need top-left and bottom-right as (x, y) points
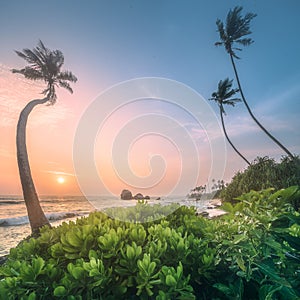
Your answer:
(104, 199), (180, 223)
(221, 156), (300, 206)
(0, 187), (299, 299)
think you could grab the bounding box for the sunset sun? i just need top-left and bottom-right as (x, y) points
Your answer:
(57, 176), (65, 184)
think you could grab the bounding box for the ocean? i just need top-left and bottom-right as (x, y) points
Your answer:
(0, 195), (209, 256)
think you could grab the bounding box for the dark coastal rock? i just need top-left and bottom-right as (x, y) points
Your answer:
(156, 197), (161, 200)
(197, 211), (209, 217)
(206, 205), (215, 209)
(134, 193), (144, 200)
(0, 255), (8, 266)
(120, 189), (132, 200)
(120, 190), (152, 200)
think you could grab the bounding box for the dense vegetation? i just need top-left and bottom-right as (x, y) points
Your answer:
(0, 186), (299, 299)
(220, 156), (300, 205)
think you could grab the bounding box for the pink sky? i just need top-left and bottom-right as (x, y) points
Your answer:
(1, 60), (299, 198)
(0, 64), (83, 195)
(0, 64), (229, 196)
(1, 2), (300, 197)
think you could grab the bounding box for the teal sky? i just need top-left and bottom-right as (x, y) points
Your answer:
(0, 0), (299, 195)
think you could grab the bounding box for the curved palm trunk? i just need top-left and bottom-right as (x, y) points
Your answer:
(220, 105), (250, 165)
(17, 97), (51, 234)
(229, 53), (294, 159)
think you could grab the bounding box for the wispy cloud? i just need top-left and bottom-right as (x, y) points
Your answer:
(254, 81), (300, 115)
(218, 113), (293, 138)
(43, 170), (76, 177)
(0, 147), (15, 158)
(224, 115), (262, 137)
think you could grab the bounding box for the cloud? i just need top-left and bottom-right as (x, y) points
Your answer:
(218, 113), (293, 138)
(43, 170), (76, 177)
(254, 81), (300, 115)
(224, 115), (261, 137)
(0, 147), (15, 158)
(191, 126), (222, 142)
(188, 115), (254, 142)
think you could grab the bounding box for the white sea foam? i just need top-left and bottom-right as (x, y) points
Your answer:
(0, 215), (29, 226)
(0, 211), (86, 227)
(0, 195), (207, 256)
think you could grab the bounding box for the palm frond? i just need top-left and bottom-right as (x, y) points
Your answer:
(35, 40), (50, 62)
(220, 103), (226, 115)
(14, 50), (30, 62)
(58, 80), (73, 93)
(231, 51), (241, 59)
(216, 19), (227, 42)
(223, 98), (241, 106)
(24, 48), (44, 67)
(12, 67), (45, 81)
(235, 38), (253, 46)
(42, 85), (57, 105)
(215, 41), (223, 47)
(224, 88), (239, 99)
(52, 50), (64, 69)
(57, 71), (77, 82)
(232, 47), (242, 51)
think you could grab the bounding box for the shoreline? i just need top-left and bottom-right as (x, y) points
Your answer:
(197, 198), (227, 218)
(0, 199), (226, 263)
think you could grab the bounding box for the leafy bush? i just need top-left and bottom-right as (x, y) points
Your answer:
(0, 187), (299, 299)
(221, 156), (300, 204)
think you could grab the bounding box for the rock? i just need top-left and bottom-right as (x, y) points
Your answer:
(144, 195), (150, 200)
(208, 199), (222, 207)
(0, 255), (8, 266)
(207, 209), (227, 218)
(206, 206), (215, 209)
(121, 189), (132, 200)
(197, 211), (209, 217)
(156, 197), (161, 200)
(134, 193), (144, 200)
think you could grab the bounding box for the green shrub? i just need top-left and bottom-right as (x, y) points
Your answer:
(221, 156), (300, 205)
(0, 187), (299, 299)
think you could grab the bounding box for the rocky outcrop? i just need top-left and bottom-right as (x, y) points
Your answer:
(120, 189), (132, 200)
(133, 193), (144, 200)
(120, 190), (151, 200)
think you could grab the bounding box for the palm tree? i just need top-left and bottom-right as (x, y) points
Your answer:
(12, 40), (77, 234)
(210, 78), (250, 165)
(215, 6), (294, 159)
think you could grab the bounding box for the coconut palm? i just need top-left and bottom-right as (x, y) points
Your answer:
(210, 78), (250, 165)
(215, 6), (293, 159)
(12, 40), (77, 234)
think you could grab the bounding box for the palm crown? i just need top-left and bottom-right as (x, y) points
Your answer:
(209, 78), (241, 114)
(12, 40), (77, 104)
(215, 6), (257, 58)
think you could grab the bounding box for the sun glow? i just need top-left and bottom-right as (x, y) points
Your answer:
(57, 177), (65, 184)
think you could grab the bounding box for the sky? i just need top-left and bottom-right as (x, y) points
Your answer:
(0, 0), (299, 197)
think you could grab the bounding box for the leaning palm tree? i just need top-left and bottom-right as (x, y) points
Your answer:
(215, 6), (294, 159)
(210, 78), (250, 165)
(12, 40), (77, 234)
